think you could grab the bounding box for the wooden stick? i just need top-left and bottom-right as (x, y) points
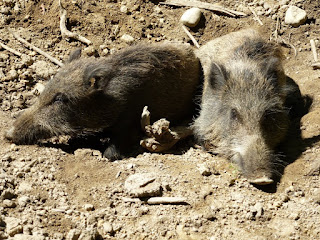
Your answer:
(160, 0), (246, 17)
(59, 0), (92, 45)
(181, 25), (200, 49)
(147, 197), (188, 205)
(0, 41), (22, 56)
(274, 16), (279, 40)
(9, 29), (64, 67)
(248, 7), (263, 25)
(310, 39), (318, 62)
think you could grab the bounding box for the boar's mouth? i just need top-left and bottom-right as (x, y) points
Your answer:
(231, 152), (274, 185)
(5, 125), (53, 145)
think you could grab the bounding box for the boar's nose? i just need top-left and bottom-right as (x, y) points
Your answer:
(5, 127), (15, 141)
(231, 153), (274, 185)
(249, 177), (274, 185)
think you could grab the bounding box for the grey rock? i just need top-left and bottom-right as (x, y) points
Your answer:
(285, 6), (307, 27)
(124, 173), (162, 198)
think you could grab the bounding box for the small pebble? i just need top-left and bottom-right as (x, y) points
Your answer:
(120, 5), (128, 14)
(102, 222), (114, 235)
(121, 34), (134, 43)
(84, 204), (94, 211)
(197, 163), (212, 176)
(180, 7), (202, 27)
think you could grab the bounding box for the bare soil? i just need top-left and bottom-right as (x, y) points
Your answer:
(0, 0), (320, 239)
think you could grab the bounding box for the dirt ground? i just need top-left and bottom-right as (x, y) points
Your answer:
(0, 0), (320, 239)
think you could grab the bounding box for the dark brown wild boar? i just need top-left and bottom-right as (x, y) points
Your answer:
(5, 43), (200, 160)
(193, 29), (289, 185)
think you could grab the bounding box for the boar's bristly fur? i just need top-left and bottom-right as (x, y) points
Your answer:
(193, 29), (289, 185)
(5, 43), (200, 160)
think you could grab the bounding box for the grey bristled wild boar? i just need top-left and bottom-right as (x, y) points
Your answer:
(193, 29), (289, 185)
(5, 43), (200, 160)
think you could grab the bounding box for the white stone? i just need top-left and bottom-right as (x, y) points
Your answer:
(285, 6), (307, 27)
(124, 173), (161, 198)
(120, 5), (128, 14)
(121, 34), (134, 43)
(102, 222), (113, 234)
(180, 7), (202, 27)
(83, 204), (94, 211)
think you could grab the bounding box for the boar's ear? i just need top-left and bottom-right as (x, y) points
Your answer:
(84, 65), (114, 90)
(263, 57), (282, 85)
(67, 48), (82, 63)
(208, 62), (226, 89)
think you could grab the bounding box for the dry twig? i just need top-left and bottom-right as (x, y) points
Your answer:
(181, 25), (200, 49)
(160, 0), (246, 17)
(59, 0), (92, 45)
(0, 41), (22, 56)
(147, 197), (188, 205)
(9, 28), (64, 67)
(248, 7), (263, 25)
(310, 39), (318, 62)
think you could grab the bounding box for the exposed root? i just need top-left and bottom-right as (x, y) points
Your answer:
(59, 0), (92, 45)
(140, 106), (193, 152)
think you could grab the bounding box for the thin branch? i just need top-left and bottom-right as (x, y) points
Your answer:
(147, 197), (188, 205)
(0, 41), (22, 56)
(59, 0), (92, 45)
(160, 0), (246, 18)
(8, 28), (64, 67)
(181, 25), (200, 49)
(248, 7), (263, 25)
(310, 39), (318, 62)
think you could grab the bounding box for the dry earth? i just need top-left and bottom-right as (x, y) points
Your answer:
(0, 0), (320, 239)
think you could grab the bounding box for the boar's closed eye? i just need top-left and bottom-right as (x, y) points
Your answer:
(52, 93), (68, 104)
(230, 108), (240, 121)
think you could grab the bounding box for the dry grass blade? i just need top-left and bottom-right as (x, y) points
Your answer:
(160, 0), (246, 17)
(8, 28), (64, 67)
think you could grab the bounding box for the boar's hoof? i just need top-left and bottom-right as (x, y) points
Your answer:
(103, 144), (124, 161)
(249, 177), (274, 185)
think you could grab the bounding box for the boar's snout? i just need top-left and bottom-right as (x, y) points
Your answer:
(231, 135), (275, 185)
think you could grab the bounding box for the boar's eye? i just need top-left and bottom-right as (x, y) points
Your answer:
(53, 93), (68, 104)
(262, 110), (277, 121)
(230, 108), (240, 121)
